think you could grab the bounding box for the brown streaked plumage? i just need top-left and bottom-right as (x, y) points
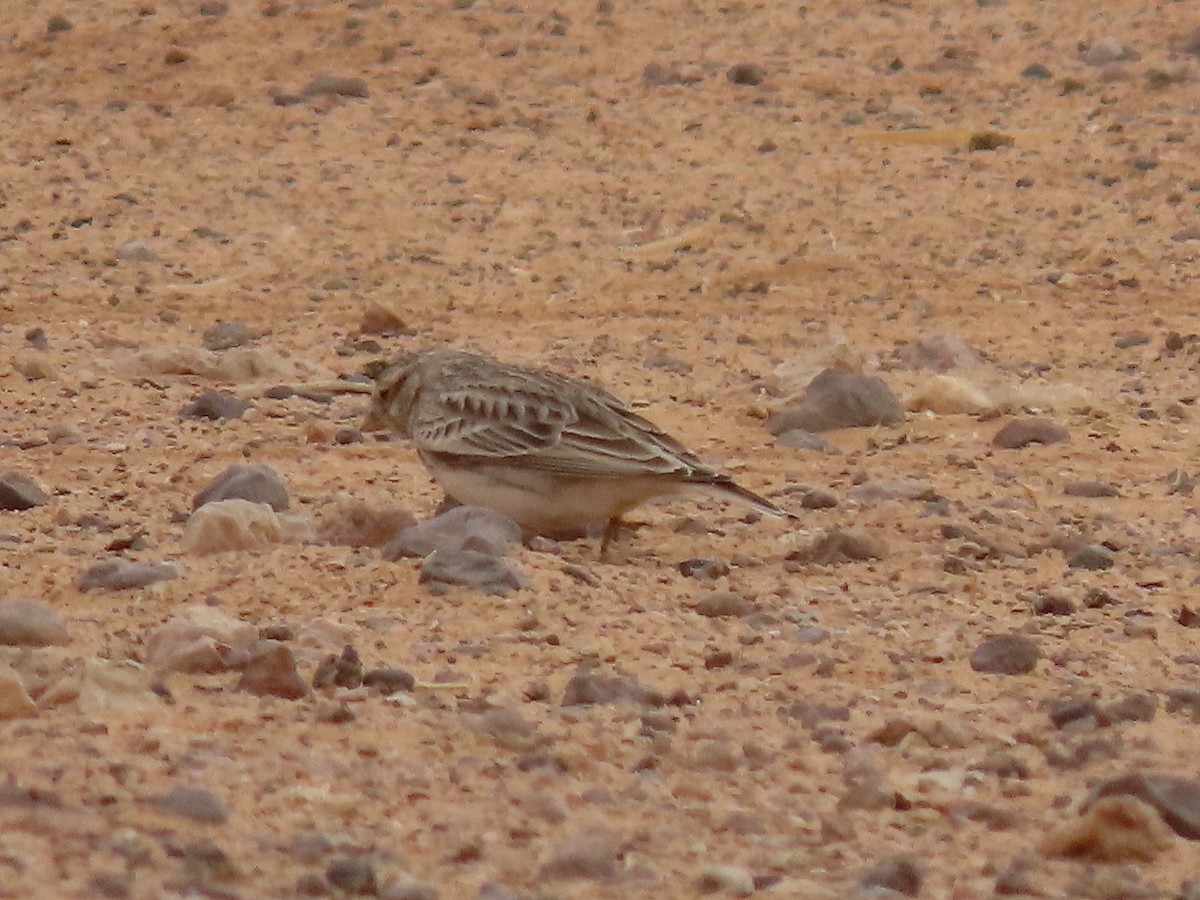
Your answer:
(363, 348), (795, 552)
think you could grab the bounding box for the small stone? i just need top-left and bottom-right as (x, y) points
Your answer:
(326, 856), (377, 895)
(0, 598), (68, 646)
(696, 864), (755, 895)
(316, 499), (416, 548)
(116, 240), (157, 262)
(1041, 796), (1173, 862)
(800, 487), (838, 509)
(678, 558), (731, 579)
(992, 417), (1070, 448)
(1021, 63), (1051, 79)
(181, 390), (252, 420)
(382, 506), (521, 560)
(1064, 481), (1120, 498)
(46, 15), (73, 33)
(694, 592), (754, 618)
(198, 1), (229, 16)
(1114, 331), (1151, 349)
(362, 667), (416, 693)
(1087, 772), (1200, 839)
(77, 559), (181, 592)
(970, 633), (1040, 675)
(538, 827), (623, 882)
(768, 369), (904, 434)
(152, 786), (229, 824)
(201, 321), (252, 351)
(87, 872), (132, 899)
(1083, 36), (1138, 67)
(967, 131), (1015, 151)
(860, 856), (923, 896)
(182, 499), (282, 554)
(0, 472), (49, 511)
(785, 530), (883, 566)
(164, 47), (190, 65)
(1031, 592), (1076, 616)
(193, 463), (289, 512)
(1067, 544), (1114, 570)
(0, 668), (38, 720)
(237, 640), (310, 699)
(360, 303), (408, 335)
(418, 548), (530, 595)
(562, 667), (663, 707)
(303, 74), (369, 99)
(775, 429), (840, 452)
(313, 645), (364, 689)
(726, 63), (765, 86)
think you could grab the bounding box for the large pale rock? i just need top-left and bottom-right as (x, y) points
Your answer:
(182, 499), (281, 554)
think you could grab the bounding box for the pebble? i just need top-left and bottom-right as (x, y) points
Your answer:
(0, 472), (49, 511)
(418, 548), (530, 595)
(326, 856), (377, 894)
(313, 645), (364, 689)
(562, 666), (664, 707)
(201, 321), (253, 351)
(859, 855), (923, 896)
(992, 417), (1070, 448)
(360, 302), (408, 335)
(304, 74), (370, 99)
(1067, 544), (1114, 570)
(77, 660), (160, 716)
(769, 369), (903, 434)
(1031, 592), (1075, 616)
(146, 607), (257, 673)
(1064, 480), (1120, 498)
(696, 864), (755, 896)
(785, 530), (883, 566)
(970, 634), (1040, 675)
(799, 487), (838, 509)
(538, 827), (623, 881)
(774, 428), (840, 452)
(180, 390), (252, 420)
(237, 640), (310, 699)
(115, 240), (157, 262)
(316, 499), (416, 548)
(152, 786), (229, 824)
(1087, 772), (1200, 839)
(0, 668), (38, 720)
(382, 506), (521, 560)
(362, 667), (416, 693)
(46, 14), (72, 33)
(77, 559), (181, 592)
(694, 591), (754, 618)
(182, 499), (282, 554)
(0, 598), (69, 646)
(1041, 795), (1173, 862)
(726, 63), (765, 86)
(1083, 36), (1138, 67)
(678, 557), (731, 579)
(193, 463), (289, 512)
(896, 333), (983, 371)
(1021, 62), (1052, 79)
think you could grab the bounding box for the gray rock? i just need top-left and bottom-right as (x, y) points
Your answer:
(303, 74), (369, 99)
(1064, 481), (1120, 498)
(860, 855), (923, 896)
(538, 827), (624, 881)
(0, 599), (69, 646)
(193, 463), (289, 512)
(1067, 544), (1114, 570)
(774, 428), (841, 452)
(896, 333), (983, 371)
(201, 321), (252, 351)
(78, 559), (181, 592)
(384, 506), (522, 560)
(237, 640), (309, 699)
(694, 592), (754, 618)
(326, 857), (377, 895)
(181, 390), (252, 420)
(0, 472), (49, 511)
(562, 667), (664, 707)
(115, 240), (157, 262)
(1087, 772), (1200, 839)
(418, 548), (529, 595)
(1083, 36), (1138, 66)
(152, 786), (229, 824)
(768, 369), (904, 434)
(785, 530), (883, 566)
(970, 633), (1039, 675)
(992, 417), (1070, 448)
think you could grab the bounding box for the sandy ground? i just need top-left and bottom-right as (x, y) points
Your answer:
(3, 0), (1200, 897)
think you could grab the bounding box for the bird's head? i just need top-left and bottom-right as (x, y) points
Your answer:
(362, 354), (422, 436)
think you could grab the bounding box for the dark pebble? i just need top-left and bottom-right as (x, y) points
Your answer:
(562, 667), (663, 707)
(78, 559), (180, 592)
(970, 634), (1040, 675)
(46, 15), (73, 33)
(799, 487), (838, 509)
(199, 1), (229, 16)
(193, 463), (289, 511)
(87, 872), (132, 899)
(201, 320), (252, 351)
(860, 855), (923, 896)
(1049, 698), (1103, 729)
(296, 873), (331, 896)
(694, 592), (753, 618)
(704, 649), (734, 669)
(237, 640), (310, 699)
(785, 530), (883, 566)
(768, 369), (903, 434)
(362, 667), (416, 693)
(992, 417), (1070, 448)
(326, 856), (377, 895)
(1064, 481), (1120, 498)
(181, 390), (252, 420)
(334, 427), (364, 445)
(304, 74), (369, 99)
(678, 558), (730, 579)
(259, 623), (295, 641)
(0, 472), (49, 511)
(1068, 544), (1114, 570)
(418, 548), (530, 596)
(1021, 62), (1051, 79)
(726, 63), (765, 86)
(1105, 692), (1157, 724)
(152, 786), (229, 824)
(1031, 593), (1076, 616)
(1178, 605), (1200, 627)
(1114, 331), (1151, 348)
(24, 326), (49, 349)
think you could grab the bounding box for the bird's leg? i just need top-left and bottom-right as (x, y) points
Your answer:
(599, 517), (622, 560)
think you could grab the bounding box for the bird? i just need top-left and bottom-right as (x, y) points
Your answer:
(362, 347), (795, 553)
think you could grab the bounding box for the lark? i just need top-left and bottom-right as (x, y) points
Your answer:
(363, 348), (794, 551)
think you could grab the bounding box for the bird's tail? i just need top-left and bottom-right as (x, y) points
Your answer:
(703, 478), (798, 520)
